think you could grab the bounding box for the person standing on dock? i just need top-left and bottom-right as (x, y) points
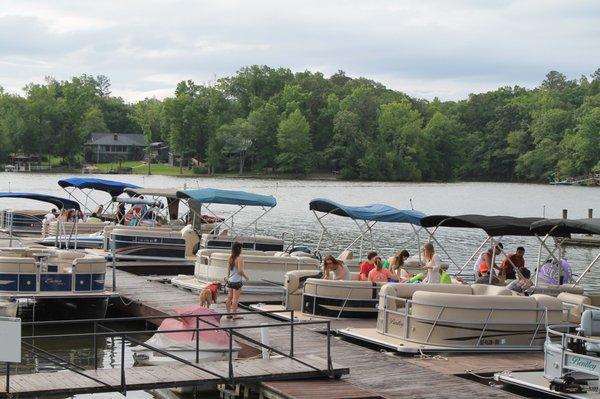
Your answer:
(226, 242), (249, 319)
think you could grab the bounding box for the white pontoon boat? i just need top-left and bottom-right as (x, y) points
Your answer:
(251, 198), (427, 318)
(172, 188), (315, 293)
(339, 218), (600, 354)
(0, 247), (111, 320)
(0, 192), (81, 238)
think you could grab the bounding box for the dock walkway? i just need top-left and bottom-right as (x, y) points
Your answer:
(0, 355), (345, 397)
(105, 269), (525, 398)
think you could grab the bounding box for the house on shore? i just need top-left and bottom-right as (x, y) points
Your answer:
(84, 133), (146, 163)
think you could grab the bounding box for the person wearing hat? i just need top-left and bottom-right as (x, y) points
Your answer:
(475, 252), (500, 285)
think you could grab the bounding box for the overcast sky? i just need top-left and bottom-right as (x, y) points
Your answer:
(1, 0), (599, 102)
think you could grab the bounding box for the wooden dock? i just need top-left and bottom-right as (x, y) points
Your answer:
(0, 355), (345, 397)
(104, 269), (530, 398)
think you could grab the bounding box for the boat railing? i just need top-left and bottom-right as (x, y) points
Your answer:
(302, 281), (382, 318)
(378, 293), (571, 349)
(545, 324), (600, 378)
(5, 309), (336, 396)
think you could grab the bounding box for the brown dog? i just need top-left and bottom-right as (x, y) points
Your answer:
(199, 281), (221, 308)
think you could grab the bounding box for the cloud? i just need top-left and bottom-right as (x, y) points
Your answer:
(0, 0), (599, 101)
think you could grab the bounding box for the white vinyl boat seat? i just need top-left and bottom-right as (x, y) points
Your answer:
(558, 292), (591, 323)
(580, 310), (600, 353)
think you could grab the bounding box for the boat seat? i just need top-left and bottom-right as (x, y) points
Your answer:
(558, 292), (591, 323)
(379, 283), (473, 311)
(471, 284), (512, 296)
(338, 250), (353, 261)
(580, 310), (600, 353)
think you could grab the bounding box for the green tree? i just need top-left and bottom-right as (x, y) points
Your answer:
(276, 109), (313, 174)
(325, 110), (366, 178)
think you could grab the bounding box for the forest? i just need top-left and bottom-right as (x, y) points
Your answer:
(0, 66), (599, 182)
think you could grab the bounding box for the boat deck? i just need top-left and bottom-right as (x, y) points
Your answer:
(104, 269), (529, 398)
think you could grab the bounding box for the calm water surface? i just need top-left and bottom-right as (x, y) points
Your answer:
(0, 173), (598, 397)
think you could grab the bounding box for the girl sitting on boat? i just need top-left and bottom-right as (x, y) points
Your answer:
(322, 255), (350, 280)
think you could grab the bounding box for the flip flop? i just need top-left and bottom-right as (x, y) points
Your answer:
(232, 315), (244, 320)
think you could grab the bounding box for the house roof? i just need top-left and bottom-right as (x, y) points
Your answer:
(85, 133), (146, 147)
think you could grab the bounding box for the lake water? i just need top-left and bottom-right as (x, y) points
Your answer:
(1, 172), (599, 397)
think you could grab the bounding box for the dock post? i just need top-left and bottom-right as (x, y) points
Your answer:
(120, 336), (126, 395)
(562, 209), (568, 219)
(111, 244), (117, 292)
(228, 330), (234, 384)
(290, 310), (294, 357)
(93, 321), (98, 370)
(589, 209), (594, 219)
(5, 362), (10, 394)
(195, 316), (199, 363)
(326, 321), (332, 377)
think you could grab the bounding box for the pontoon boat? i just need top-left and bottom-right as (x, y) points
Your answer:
(0, 192), (80, 237)
(172, 188), (315, 293)
(0, 247), (111, 320)
(252, 198), (427, 318)
(338, 218), (600, 354)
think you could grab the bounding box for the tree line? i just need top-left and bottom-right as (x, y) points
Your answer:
(1, 66), (599, 181)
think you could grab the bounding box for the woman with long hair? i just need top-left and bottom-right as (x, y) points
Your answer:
(387, 249), (410, 282)
(421, 243), (441, 284)
(322, 255), (350, 280)
(225, 242), (249, 319)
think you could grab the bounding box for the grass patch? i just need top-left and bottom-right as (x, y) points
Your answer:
(93, 161), (197, 176)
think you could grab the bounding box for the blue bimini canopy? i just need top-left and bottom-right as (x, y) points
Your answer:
(309, 198), (425, 225)
(177, 188), (277, 207)
(0, 192), (80, 210)
(58, 178), (140, 197)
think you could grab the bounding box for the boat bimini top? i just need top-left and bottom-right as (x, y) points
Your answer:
(176, 188), (277, 238)
(530, 218), (600, 288)
(309, 198), (426, 260)
(58, 177), (139, 214)
(419, 214), (570, 284)
(0, 192), (81, 211)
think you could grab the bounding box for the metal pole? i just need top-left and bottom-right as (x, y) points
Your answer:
(5, 362), (10, 394)
(195, 316), (200, 363)
(121, 336), (126, 395)
(111, 242), (117, 292)
(574, 252), (600, 285)
(93, 321), (98, 370)
(290, 310), (294, 357)
(535, 234), (545, 285)
(488, 237), (495, 284)
(326, 321), (332, 377)
(228, 330), (234, 383)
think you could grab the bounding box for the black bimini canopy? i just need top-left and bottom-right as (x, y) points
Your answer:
(0, 192), (80, 210)
(530, 218), (600, 236)
(420, 214), (568, 237)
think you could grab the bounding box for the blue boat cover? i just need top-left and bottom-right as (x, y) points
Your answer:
(309, 198), (425, 225)
(177, 188), (277, 207)
(58, 178), (140, 196)
(0, 192), (80, 210)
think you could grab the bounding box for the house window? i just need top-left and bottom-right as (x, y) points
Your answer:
(104, 145), (111, 152)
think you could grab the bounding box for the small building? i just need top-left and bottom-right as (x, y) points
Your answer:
(84, 133), (146, 163)
(4, 154), (49, 172)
